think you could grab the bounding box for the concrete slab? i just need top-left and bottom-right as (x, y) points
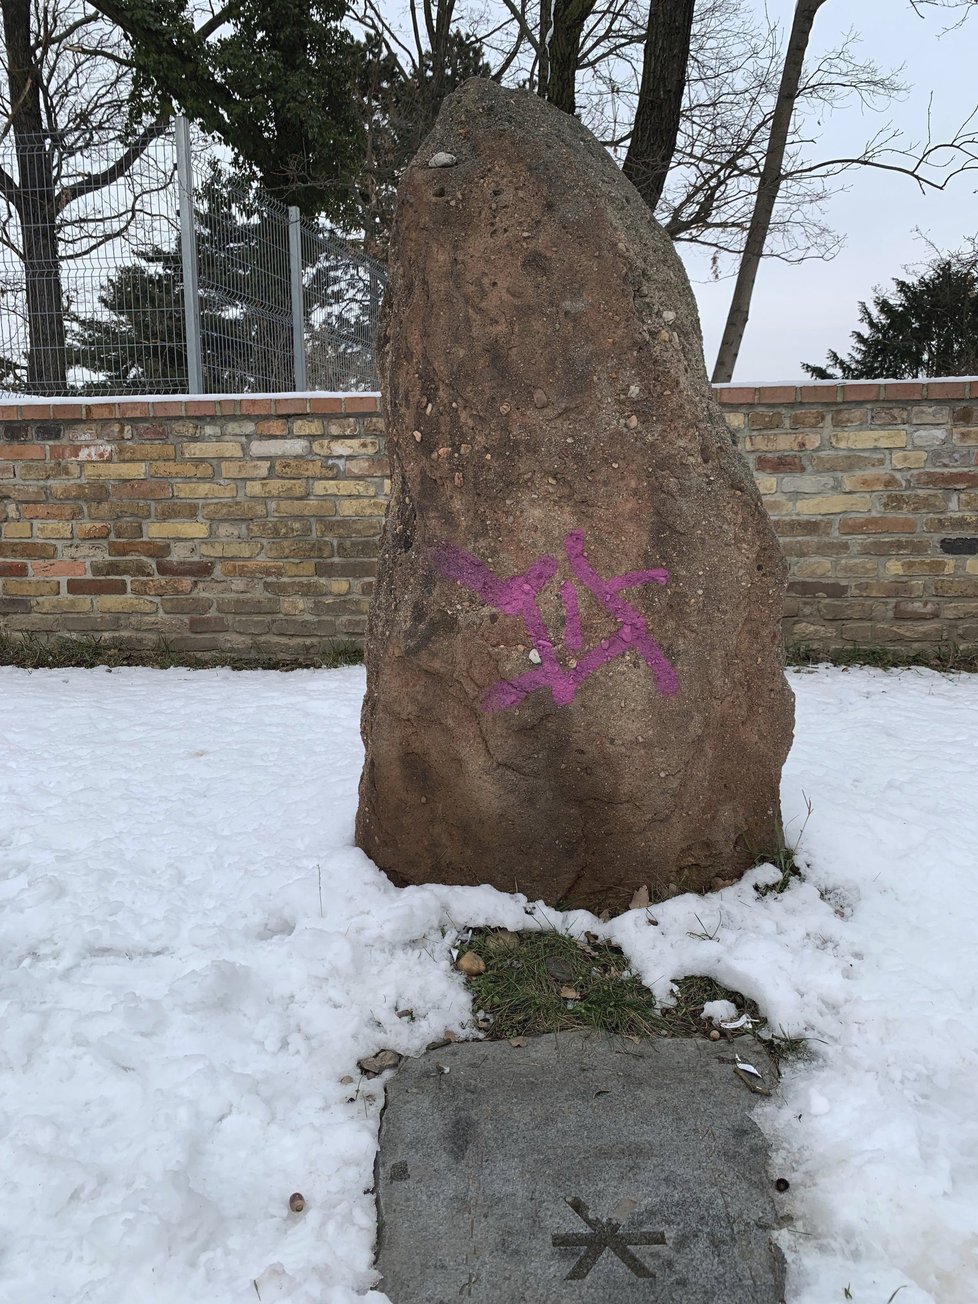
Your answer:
(375, 1032), (786, 1304)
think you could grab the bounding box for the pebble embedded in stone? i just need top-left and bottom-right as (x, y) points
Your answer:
(428, 151), (458, 168)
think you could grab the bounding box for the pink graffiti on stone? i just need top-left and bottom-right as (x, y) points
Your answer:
(434, 528), (679, 712)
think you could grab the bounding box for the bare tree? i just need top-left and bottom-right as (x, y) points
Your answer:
(0, 0), (168, 391)
(711, 0), (827, 382)
(622, 0), (696, 211)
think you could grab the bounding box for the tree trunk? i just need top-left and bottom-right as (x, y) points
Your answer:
(712, 0), (827, 383)
(537, 0), (552, 98)
(2, 0), (67, 392)
(547, 0), (598, 116)
(623, 0), (696, 213)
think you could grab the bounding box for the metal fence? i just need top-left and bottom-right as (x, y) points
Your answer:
(0, 119), (385, 397)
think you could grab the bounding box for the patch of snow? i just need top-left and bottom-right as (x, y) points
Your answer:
(0, 664), (976, 1301)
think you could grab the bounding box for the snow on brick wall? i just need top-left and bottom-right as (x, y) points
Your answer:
(0, 382), (976, 657)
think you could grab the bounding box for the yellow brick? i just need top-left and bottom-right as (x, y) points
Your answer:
(147, 522), (211, 539)
(967, 558), (978, 575)
(222, 460), (270, 478)
(34, 596), (93, 614)
(286, 501), (338, 516)
(723, 412), (746, 430)
(200, 541), (263, 558)
(796, 494), (872, 515)
(4, 579), (59, 596)
(174, 482), (237, 499)
(794, 559), (833, 578)
(275, 459), (329, 477)
(337, 499), (387, 516)
(754, 475), (779, 495)
(96, 596), (158, 613)
(830, 430), (906, 449)
(742, 433), (821, 452)
(283, 561), (316, 576)
(245, 479), (307, 497)
(892, 451), (928, 469)
(186, 441), (244, 458)
(84, 462), (147, 478)
(325, 579), (350, 595)
(312, 438), (380, 456)
(312, 480), (376, 497)
(953, 427), (978, 445)
(118, 443), (176, 460)
(77, 523), (111, 539)
(4, 523), (32, 538)
(292, 418), (325, 437)
(884, 559), (953, 575)
(150, 462), (214, 478)
(36, 522), (73, 539)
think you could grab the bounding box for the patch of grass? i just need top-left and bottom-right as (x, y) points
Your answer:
(787, 642), (975, 673)
(753, 802), (811, 897)
(460, 927), (777, 1047)
(0, 630), (363, 672)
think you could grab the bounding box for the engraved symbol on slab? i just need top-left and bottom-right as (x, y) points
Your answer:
(551, 1196), (667, 1280)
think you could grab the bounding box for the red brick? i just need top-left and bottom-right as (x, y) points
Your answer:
(882, 382), (924, 400)
(342, 395), (382, 414)
(108, 541), (171, 557)
(799, 385), (837, 403)
(135, 422), (174, 437)
(67, 578), (127, 594)
(241, 399), (279, 416)
(840, 384), (881, 402)
(755, 454), (803, 474)
(755, 386), (796, 404)
(272, 397), (313, 415)
(32, 561), (86, 577)
(142, 403), (185, 419)
(925, 381), (969, 399)
(87, 403), (121, 419)
(0, 404), (22, 420)
(839, 515), (917, 534)
(118, 402), (151, 418)
(21, 504), (81, 519)
(715, 387), (755, 405)
(0, 542), (57, 558)
(156, 560), (214, 578)
(0, 442), (44, 458)
(0, 561), (28, 576)
(110, 480), (173, 499)
(185, 400), (223, 417)
(308, 396), (350, 413)
(916, 471), (978, 489)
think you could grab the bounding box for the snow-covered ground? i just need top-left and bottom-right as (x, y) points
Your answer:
(0, 664), (975, 1303)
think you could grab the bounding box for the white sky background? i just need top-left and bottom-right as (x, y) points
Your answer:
(688, 0), (978, 382)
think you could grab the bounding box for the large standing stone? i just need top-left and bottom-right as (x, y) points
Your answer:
(356, 78), (794, 910)
(375, 1034), (788, 1303)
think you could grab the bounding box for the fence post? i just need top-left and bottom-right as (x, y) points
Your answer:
(175, 116), (203, 394)
(287, 206), (307, 392)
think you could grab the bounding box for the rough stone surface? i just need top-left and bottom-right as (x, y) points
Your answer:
(356, 78), (794, 910)
(375, 1032), (787, 1303)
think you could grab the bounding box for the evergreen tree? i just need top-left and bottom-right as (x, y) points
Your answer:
(803, 252), (978, 380)
(66, 167), (380, 394)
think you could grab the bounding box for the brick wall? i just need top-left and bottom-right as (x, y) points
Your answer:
(721, 379), (978, 653)
(0, 395), (385, 655)
(1, 380), (976, 658)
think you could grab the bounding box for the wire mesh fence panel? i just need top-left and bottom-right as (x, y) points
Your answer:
(0, 127), (182, 395)
(0, 122), (384, 396)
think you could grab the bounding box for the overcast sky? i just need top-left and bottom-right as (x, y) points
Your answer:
(686, 0), (977, 382)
